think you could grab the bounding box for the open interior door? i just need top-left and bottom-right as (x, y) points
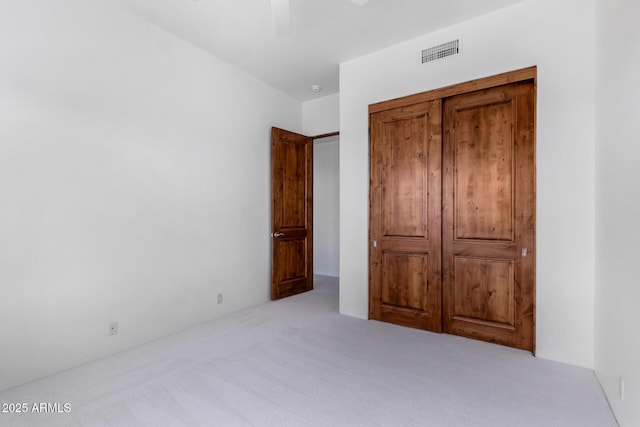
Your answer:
(271, 127), (313, 300)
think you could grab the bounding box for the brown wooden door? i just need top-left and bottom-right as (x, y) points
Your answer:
(271, 127), (314, 300)
(369, 100), (443, 332)
(442, 81), (535, 351)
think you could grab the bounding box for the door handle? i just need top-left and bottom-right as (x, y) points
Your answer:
(272, 232), (285, 238)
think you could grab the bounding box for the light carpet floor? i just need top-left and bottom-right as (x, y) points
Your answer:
(0, 276), (617, 426)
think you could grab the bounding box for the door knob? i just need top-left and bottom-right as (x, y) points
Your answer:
(273, 232), (285, 238)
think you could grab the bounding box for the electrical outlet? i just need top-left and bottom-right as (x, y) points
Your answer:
(217, 293), (223, 304)
(109, 321), (118, 336)
(620, 378), (625, 400)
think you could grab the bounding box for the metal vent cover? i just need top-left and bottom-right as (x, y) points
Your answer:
(422, 39), (460, 63)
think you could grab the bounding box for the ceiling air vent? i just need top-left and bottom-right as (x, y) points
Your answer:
(422, 39), (460, 64)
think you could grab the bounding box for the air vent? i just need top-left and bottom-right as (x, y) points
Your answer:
(422, 39), (460, 64)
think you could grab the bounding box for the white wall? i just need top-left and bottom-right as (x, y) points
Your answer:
(595, 0), (640, 425)
(340, 0), (596, 368)
(0, 0), (301, 392)
(303, 93), (340, 136)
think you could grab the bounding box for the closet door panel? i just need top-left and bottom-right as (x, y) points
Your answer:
(369, 100), (442, 332)
(443, 81), (535, 351)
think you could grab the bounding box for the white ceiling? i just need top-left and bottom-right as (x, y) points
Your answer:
(111, 0), (524, 101)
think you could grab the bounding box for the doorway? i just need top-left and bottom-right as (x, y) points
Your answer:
(313, 135), (340, 278)
(271, 128), (340, 300)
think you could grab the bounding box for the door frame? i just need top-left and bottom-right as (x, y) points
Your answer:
(368, 66), (537, 352)
(369, 67), (537, 116)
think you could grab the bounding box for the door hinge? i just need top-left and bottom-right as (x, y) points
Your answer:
(373, 240), (377, 248)
(522, 248), (528, 257)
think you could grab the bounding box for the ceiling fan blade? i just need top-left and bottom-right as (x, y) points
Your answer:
(349, 0), (369, 5)
(271, 0), (292, 36)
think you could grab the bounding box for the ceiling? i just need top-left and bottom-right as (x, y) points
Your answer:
(111, 0), (524, 101)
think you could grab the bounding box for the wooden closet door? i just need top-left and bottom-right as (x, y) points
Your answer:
(442, 81), (535, 351)
(369, 100), (442, 332)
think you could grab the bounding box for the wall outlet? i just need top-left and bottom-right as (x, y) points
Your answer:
(217, 293), (223, 304)
(109, 321), (118, 336)
(619, 378), (625, 400)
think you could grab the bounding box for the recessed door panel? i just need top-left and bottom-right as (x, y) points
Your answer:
(282, 141), (307, 229)
(381, 116), (428, 239)
(452, 256), (515, 328)
(454, 101), (515, 242)
(277, 239), (307, 282)
(381, 251), (428, 310)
